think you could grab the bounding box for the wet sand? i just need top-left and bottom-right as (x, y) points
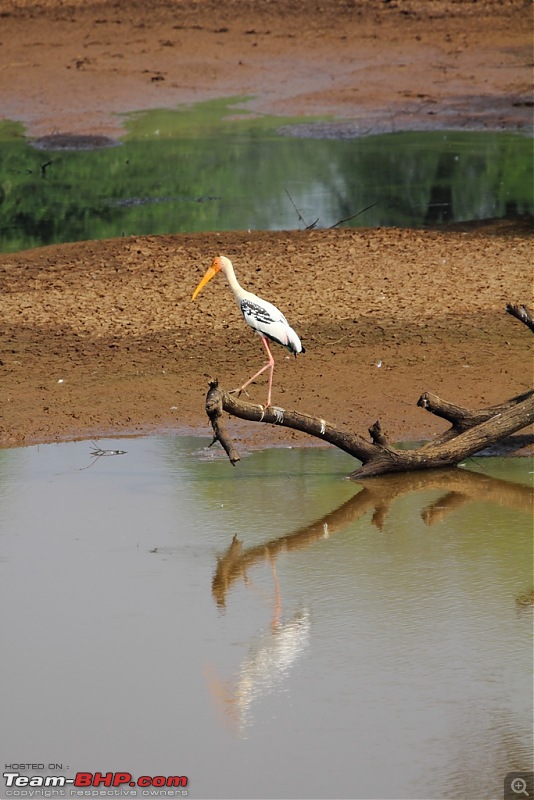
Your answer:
(0, 0), (532, 449)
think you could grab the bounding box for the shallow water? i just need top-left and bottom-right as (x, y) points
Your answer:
(1, 98), (532, 252)
(0, 437), (532, 800)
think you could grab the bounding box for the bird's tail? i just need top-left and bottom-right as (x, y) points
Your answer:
(286, 326), (304, 356)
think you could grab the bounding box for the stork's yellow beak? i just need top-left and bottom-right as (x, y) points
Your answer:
(192, 266), (217, 301)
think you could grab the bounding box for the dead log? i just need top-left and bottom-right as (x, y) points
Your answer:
(204, 304), (534, 479)
(205, 384), (533, 478)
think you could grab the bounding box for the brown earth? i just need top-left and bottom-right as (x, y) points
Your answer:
(0, 0), (532, 451)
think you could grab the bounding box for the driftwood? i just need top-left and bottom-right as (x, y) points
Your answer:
(205, 304), (534, 479)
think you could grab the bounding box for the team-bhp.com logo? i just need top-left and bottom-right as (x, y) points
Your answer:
(3, 772), (188, 797)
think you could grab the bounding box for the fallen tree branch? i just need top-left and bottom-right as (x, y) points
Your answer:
(205, 384), (534, 478)
(205, 379), (376, 462)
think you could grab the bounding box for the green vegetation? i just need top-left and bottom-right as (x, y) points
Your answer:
(0, 99), (532, 253)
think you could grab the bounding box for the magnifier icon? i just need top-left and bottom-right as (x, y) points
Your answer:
(512, 777), (530, 797)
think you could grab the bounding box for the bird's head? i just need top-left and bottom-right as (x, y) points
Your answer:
(192, 255), (231, 300)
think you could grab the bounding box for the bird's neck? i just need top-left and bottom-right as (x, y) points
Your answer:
(222, 262), (246, 302)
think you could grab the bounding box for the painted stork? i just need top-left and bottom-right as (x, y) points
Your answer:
(192, 255), (305, 407)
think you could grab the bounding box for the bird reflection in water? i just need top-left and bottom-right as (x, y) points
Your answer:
(206, 554), (310, 737)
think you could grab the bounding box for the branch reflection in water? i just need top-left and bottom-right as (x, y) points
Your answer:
(207, 466), (533, 735)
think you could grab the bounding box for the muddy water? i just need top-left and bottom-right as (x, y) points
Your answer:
(0, 437), (532, 800)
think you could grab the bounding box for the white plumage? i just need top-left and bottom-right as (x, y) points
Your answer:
(192, 255), (305, 406)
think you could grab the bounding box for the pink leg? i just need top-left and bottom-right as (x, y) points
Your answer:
(235, 335), (275, 406)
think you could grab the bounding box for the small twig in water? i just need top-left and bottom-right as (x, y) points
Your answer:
(78, 442), (127, 470)
(89, 441), (127, 457)
(329, 201), (379, 229)
(40, 160), (53, 178)
(285, 189), (318, 229)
